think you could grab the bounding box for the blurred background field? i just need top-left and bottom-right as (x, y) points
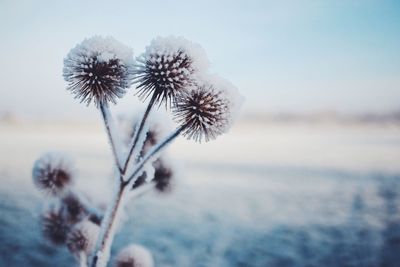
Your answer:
(1, 115), (400, 267)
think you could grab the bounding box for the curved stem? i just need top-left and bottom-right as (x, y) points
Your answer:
(100, 103), (123, 173)
(121, 94), (157, 175)
(127, 126), (184, 185)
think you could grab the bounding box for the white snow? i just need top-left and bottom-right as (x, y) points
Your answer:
(66, 36), (134, 67)
(137, 35), (210, 76)
(200, 73), (244, 135)
(115, 244), (154, 267)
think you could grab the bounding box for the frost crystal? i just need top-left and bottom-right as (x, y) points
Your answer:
(173, 75), (243, 142)
(114, 244), (154, 267)
(67, 220), (100, 256)
(63, 36), (134, 107)
(134, 36), (209, 107)
(32, 152), (75, 196)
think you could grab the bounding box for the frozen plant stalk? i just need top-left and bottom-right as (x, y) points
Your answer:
(32, 35), (243, 267)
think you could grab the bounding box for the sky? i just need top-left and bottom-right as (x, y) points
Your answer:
(0, 0), (399, 119)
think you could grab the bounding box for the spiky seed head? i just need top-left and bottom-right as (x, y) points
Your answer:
(173, 83), (227, 142)
(152, 159), (173, 193)
(32, 152), (74, 196)
(134, 36), (209, 107)
(66, 220), (100, 256)
(174, 75), (243, 142)
(41, 210), (70, 245)
(114, 244), (154, 267)
(63, 36), (134, 107)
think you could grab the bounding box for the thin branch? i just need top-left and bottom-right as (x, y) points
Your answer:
(90, 182), (126, 267)
(126, 126), (184, 184)
(100, 103), (123, 174)
(121, 93), (157, 175)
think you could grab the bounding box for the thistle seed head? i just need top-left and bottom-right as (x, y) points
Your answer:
(114, 244), (154, 267)
(63, 36), (134, 107)
(134, 36), (209, 107)
(32, 152), (74, 196)
(41, 210), (70, 245)
(174, 75), (243, 142)
(173, 83), (227, 142)
(66, 220), (100, 256)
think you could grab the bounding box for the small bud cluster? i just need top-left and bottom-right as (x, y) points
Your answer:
(123, 115), (174, 193)
(32, 152), (102, 263)
(114, 244), (154, 267)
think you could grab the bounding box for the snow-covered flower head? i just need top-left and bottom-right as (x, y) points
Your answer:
(173, 75), (243, 142)
(66, 220), (100, 256)
(32, 152), (75, 196)
(134, 36), (209, 107)
(114, 244), (154, 267)
(42, 210), (70, 245)
(63, 36), (134, 107)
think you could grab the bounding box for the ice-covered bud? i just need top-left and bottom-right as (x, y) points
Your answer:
(152, 159), (173, 193)
(32, 152), (75, 196)
(41, 210), (70, 245)
(66, 220), (100, 256)
(114, 244), (154, 267)
(63, 36), (134, 107)
(134, 36), (209, 107)
(61, 193), (87, 224)
(173, 75), (243, 142)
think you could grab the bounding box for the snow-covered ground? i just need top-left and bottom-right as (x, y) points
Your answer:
(1, 119), (400, 266)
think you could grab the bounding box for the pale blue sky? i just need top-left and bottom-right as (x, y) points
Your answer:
(0, 0), (399, 118)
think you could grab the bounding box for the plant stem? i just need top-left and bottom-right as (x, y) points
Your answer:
(121, 94), (157, 175)
(90, 181), (127, 267)
(100, 103), (123, 173)
(127, 126), (184, 185)
(80, 252), (88, 267)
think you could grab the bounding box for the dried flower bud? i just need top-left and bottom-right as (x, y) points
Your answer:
(32, 152), (74, 196)
(152, 159), (173, 193)
(63, 36), (134, 107)
(114, 244), (154, 267)
(134, 36), (209, 107)
(174, 75), (242, 142)
(66, 220), (100, 256)
(61, 193), (87, 224)
(41, 210), (70, 245)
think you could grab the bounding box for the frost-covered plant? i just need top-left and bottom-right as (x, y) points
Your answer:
(32, 35), (242, 267)
(114, 244), (154, 267)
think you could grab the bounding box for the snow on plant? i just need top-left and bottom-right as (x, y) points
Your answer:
(32, 35), (243, 267)
(114, 244), (154, 267)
